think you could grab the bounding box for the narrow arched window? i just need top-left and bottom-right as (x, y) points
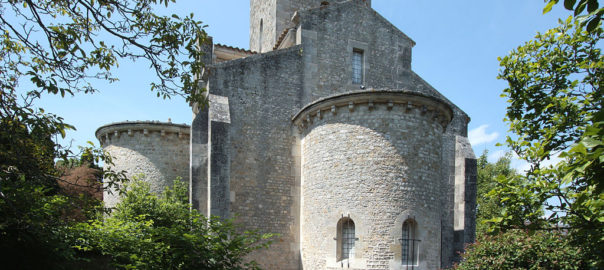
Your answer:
(402, 219), (419, 266)
(258, 19), (263, 53)
(337, 217), (355, 261)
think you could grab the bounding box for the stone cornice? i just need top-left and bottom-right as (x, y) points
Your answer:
(292, 90), (453, 131)
(95, 121), (190, 145)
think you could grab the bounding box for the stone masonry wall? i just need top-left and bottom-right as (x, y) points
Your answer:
(96, 122), (190, 208)
(250, 0), (277, 53)
(298, 96), (449, 270)
(205, 46), (304, 270)
(294, 4), (477, 265)
(440, 108), (476, 267)
(251, 0), (371, 54)
(298, 1), (415, 105)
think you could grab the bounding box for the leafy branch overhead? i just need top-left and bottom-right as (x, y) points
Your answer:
(0, 0), (207, 103)
(544, 0), (603, 32)
(491, 17), (603, 267)
(498, 17), (602, 160)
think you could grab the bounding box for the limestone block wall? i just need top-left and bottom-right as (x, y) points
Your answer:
(201, 46), (304, 270)
(298, 1), (417, 105)
(96, 121), (190, 208)
(440, 108), (476, 267)
(250, 0), (372, 54)
(294, 90), (452, 270)
(250, 0), (277, 53)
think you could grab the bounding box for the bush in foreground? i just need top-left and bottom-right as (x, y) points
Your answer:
(74, 180), (272, 270)
(454, 230), (586, 270)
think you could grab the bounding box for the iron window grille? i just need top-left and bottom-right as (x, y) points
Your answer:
(341, 219), (355, 260)
(335, 215), (358, 266)
(401, 218), (420, 268)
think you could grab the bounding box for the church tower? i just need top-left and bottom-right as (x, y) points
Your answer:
(249, 0), (372, 52)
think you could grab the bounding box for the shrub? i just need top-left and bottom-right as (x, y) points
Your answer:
(454, 230), (586, 270)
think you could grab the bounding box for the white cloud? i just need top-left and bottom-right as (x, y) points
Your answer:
(487, 150), (506, 163)
(469, 125), (499, 146)
(511, 157), (531, 174)
(541, 155), (564, 168)
(509, 152), (565, 175)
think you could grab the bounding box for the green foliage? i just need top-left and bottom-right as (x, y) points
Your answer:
(544, 0), (603, 32)
(475, 151), (517, 234)
(554, 110), (604, 265)
(455, 230), (586, 270)
(1, 74), (80, 268)
(498, 17), (602, 158)
(0, 173), (77, 269)
(75, 180), (273, 270)
(490, 17), (603, 267)
(0, 0), (207, 104)
(1, 1), (209, 268)
(0, 82), (126, 269)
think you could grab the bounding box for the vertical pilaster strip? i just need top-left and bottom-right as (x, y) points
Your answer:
(464, 158), (477, 244)
(209, 121), (230, 218)
(453, 135), (476, 261)
(190, 36), (213, 216)
(440, 132), (456, 268)
(190, 109), (209, 216)
(301, 29), (318, 104)
(208, 94), (231, 219)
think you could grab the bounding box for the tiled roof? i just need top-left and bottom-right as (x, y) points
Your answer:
(215, 43), (256, 54)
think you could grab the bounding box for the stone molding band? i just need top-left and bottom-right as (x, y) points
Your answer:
(96, 121), (190, 145)
(292, 89), (453, 131)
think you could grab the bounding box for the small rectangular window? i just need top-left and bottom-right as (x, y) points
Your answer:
(352, 49), (364, 84)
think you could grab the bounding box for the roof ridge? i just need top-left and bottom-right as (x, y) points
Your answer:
(273, 27), (294, 51)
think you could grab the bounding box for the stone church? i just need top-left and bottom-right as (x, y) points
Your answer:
(96, 0), (477, 269)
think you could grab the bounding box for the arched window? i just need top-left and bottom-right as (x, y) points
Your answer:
(258, 19), (263, 53)
(402, 219), (419, 266)
(337, 217), (355, 261)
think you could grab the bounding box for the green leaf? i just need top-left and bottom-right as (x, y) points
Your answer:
(586, 17), (600, 32)
(575, 0), (588, 15)
(581, 137), (602, 148)
(586, 0), (599, 13)
(544, 0), (558, 14)
(565, 0), (578, 10)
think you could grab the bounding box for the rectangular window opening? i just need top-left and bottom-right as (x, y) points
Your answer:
(352, 49), (364, 85)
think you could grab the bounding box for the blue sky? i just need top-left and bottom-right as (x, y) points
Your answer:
(38, 0), (571, 169)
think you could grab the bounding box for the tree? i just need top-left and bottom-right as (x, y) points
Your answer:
(1, 1), (209, 268)
(74, 180), (273, 270)
(1, 0), (206, 102)
(544, 0), (603, 32)
(0, 76), (88, 268)
(56, 159), (104, 222)
(457, 154), (586, 269)
(454, 230), (586, 270)
(475, 151), (517, 234)
(489, 17), (603, 267)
